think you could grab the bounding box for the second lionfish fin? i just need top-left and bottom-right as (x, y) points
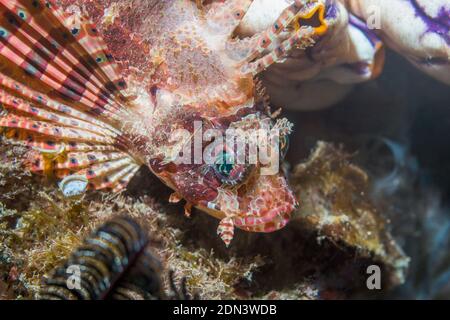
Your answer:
(0, 0), (128, 109)
(56, 160), (140, 192)
(0, 0), (143, 192)
(0, 115), (140, 193)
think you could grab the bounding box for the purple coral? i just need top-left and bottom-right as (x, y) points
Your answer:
(410, 0), (450, 45)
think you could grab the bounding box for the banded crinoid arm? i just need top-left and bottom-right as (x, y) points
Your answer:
(39, 216), (197, 300)
(39, 216), (166, 300)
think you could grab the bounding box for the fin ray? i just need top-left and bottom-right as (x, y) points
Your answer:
(0, 0), (142, 191)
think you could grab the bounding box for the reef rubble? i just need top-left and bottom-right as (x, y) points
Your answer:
(0, 138), (409, 300)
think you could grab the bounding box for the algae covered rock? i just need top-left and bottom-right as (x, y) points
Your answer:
(291, 142), (410, 288)
(0, 137), (38, 211)
(0, 134), (411, 300)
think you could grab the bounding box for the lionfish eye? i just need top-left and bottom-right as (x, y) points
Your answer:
(213, 151), (250, 187)
(215, 151), (234, 178)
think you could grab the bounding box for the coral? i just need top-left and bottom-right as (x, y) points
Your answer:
(2, 141), (410, 300)
(291, 142), (410, 288)
(0, 137), (38, 211)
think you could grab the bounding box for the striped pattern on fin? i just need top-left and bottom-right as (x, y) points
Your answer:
(54, 159), (140, 192)
(0, 0), (142, 192)
(2, 128), (117, 153)
(0, 89), (118, 137)
(0, 1), (129, 117)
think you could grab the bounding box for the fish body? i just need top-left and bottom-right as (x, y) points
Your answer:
(0, 0), (327, 246)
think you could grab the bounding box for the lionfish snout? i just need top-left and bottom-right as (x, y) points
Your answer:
(198, 166), (298, 247)
(234, 174), (298, 233)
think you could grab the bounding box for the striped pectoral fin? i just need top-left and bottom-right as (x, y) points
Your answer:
(2, 115), (141, 194)
(0, 114), (113, 144)
(0, 0), (131, 121)
(85, 161), (140, 192)
(3, 128), (117, 154)
(0, 1), (144, 195)
(48, 154), (141, 194)
(0, 90), (118, 137)
(0, 88), (142, 194)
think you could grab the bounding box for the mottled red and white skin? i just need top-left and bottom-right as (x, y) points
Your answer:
(239, 0), (449, 110)
(0, 0), (328, 246)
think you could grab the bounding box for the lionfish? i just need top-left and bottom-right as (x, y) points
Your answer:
(0, 0), (327, 246)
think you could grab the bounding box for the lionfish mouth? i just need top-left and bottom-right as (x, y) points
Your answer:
(200, 174), (298, 234)
(235, 175), (298, 233)
(234, 202), (295, 233)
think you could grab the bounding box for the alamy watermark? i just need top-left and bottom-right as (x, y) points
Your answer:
(366, 5), (381, 30)
(66, 265), (81, 290)
(167, 120), (290, 176)
(366, 265), (381, 290)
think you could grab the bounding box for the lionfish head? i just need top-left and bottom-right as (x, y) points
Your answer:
(148, 95), (297, 245)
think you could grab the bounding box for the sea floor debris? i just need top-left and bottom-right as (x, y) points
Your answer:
(291, 142), (410, 289)
(0, 137), (410, 300)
